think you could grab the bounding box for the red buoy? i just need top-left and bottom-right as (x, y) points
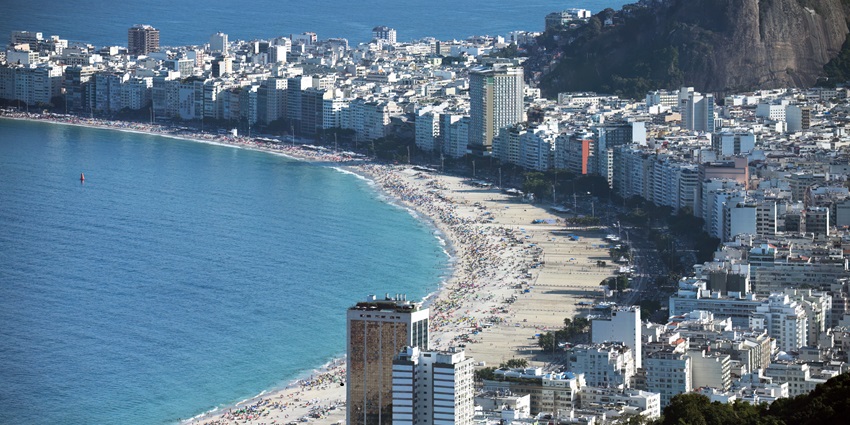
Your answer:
(80, 173), (85, 181)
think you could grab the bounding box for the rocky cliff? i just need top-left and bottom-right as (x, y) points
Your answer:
(536, 0), (850, 97)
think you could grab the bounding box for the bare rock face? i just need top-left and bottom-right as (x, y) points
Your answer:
(689, 0), (848, 90)
(538, 0), (850, 96)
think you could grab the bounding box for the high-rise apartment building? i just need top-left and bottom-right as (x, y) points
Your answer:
(392, 346), (475, 425)
(591, 306), (642, 369)
(468, 63), (524, 155)
(209, 32), (228, 55)
(679, 87), (715, 132)
(127, 24), (159, 56)
(347, 294), (430, 425)
(645, 347), (692, 407)
(372, 26), (397, 44)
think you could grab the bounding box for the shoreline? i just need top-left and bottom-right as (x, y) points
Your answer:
(2, 111), (617, 424)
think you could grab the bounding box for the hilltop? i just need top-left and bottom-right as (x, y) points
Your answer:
(533, 0), (850, 98)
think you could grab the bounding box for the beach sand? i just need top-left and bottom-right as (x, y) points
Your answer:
(1, 112), (615, 425)
(184, 165), (616, 424)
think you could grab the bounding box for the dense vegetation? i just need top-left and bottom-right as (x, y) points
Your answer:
(655, 372), (850, 425)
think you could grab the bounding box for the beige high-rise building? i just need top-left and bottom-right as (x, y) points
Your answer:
(468, 63), (524, 155)
(127, 24), (159, 56)
(347, 295), (429, 425)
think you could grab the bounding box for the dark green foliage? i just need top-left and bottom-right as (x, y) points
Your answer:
(657, 372), (850, 425)
(474, 366), (497, 382)
(367, 135), (418, 162)
(500, 358), (529, 369)
(537, 316), (590, 351)
(660, 393), (774, 425)
(487, 44), (522, 59)
(823, 33), (850, 84)
(537, 4), (690, 99)
(766, 372), (850, 424)
(564, 216), (601, 226)
(604, 275), (630, 293)
(638, 299), (662, 321)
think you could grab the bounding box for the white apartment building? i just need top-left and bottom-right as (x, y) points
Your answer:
(786, 105), (811, 131)
(519, 124), (556, 172)
(494, 124), (524, 167)
(645, 89), (680, 109)
(321, 97), (348, 129)
(483, 369), (585, 415)
(372, 26), (397, 44)
(782, 288), (832, 346)
(763, 362), (827, 397)
(668, 281), (761, 328)
(645, 347), (692, 407)
(680, 87), (715, 132)
(591, 306), (642, 369)
(415, 108), (443, 152)
(687, 349), (732, 391)
(756, 102), (787, 122)
(749, 294), (808, 352)
(440, 114), (470, 159)
(724, 200), (757, 242)
(540, 372), (584, 417)
(568, 343), (635, 388)
(749, 260), (847, 295)
(0, 63), (63, 106)
(578, 387), (661, 421)
(712, 131), (756, 155)
(612, 148), (698, 212)
(392, 346), (475, 425)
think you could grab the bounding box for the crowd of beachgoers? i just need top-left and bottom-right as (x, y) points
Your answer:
(358, 164), (549, 350)
(190, 365), (346, 424)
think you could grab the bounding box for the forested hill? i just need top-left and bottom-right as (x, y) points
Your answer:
(533, 0), (850, 98)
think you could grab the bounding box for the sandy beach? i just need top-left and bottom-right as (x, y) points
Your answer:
(179, 165), (616, 425)
(2, 111), (616, 424)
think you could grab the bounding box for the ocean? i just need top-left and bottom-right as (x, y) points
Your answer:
(0, 118), (450, 424)
(0, 0), (628, 48)
(0, 1), (631, 423)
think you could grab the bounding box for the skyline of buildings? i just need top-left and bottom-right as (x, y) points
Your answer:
(7, 10), (850, 421)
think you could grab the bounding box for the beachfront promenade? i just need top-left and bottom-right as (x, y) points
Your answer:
(2, 111), (616, 424)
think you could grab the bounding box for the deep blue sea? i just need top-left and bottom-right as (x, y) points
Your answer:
(1, 0), (628, 48)
(0, 118), (451, 424)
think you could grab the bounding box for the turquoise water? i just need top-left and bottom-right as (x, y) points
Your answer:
(0, 118), (449, 424)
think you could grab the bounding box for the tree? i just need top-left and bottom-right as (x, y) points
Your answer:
(638, 299), (661, 322)
(522, 172), (549, 201)
(474, 367), (497, 382)
(537, 332), (556, 351)
(500, 358), (529, 369)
